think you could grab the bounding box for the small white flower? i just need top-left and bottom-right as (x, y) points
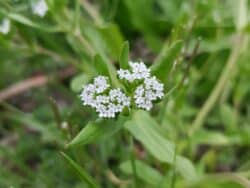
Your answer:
(144, 76), (164, 99)
(32, 0), (48, 17)
(129, 61), (150, 79)
(61, 121), (69, 130)
(118, 61), (150, 82)
(95, 95), (110, 105)
(109, 88), (131, 110)
(134, 76), (164, 111)
(118, 61), (164, 111)
(117, 69), (134, 82)
(94, 89), (130, 118)
(0, 18), (10, 35)
(80, 84), (96, 107)
(93, 76), (110, 93)
(80, 76), (130, 118)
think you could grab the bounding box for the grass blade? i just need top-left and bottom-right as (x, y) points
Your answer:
(60, 152), (99, 188)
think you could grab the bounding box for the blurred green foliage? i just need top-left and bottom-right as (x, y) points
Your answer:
(0, 0), (250, 187)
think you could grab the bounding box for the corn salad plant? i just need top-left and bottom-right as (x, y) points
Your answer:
(0, 0), (250, 187)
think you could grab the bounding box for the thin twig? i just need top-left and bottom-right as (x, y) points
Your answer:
(178, 38), (200, 89)
(0, 67), (75, 102)
(106, 170), (130, 187)
(48, 97), (62, 129)
(129, 135), (138, 188)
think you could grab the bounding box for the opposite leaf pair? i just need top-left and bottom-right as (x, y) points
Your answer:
(80, 61), (164, 118)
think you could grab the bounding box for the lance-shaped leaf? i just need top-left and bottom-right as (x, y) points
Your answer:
(67, 117), (127, 148)
(0, 11), (62, 33)
(120, 160), (163, 186)
(97, 24), (124, 60)
(119, 41), (130, 69)
(124, 110), (197, 180)
(93, 54), (110, 76)
(93, 54), (120, 87)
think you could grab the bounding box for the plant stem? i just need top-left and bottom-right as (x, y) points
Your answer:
(170, 145), (177, 188)
(129, 135), (138, 188)
(80, 0), (103, 25)
(74, 0), (81, 31)
(188, 34), (244, 136)
(189, 0), (247, 136)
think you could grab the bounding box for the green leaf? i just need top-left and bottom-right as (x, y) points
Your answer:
(67, 117), (126, 148)
(189, 173), (249, 188)
(124, 110), (197, 180)
(60, 152), (99, 188)
(97, 24), (124, 59)
(93, 54), (120, 87)
(66, 34), (91, 60)
(151, 40), (183, 82)
(1, 11), (62, 33)
(120, 160), (163, 186)
(119, 41), (129, 69)
(93, 54), (110, 76)
(192, 130), (231, 146)
(125, 111), (175, 163)
(175, 156), (197, 181)
(220, 104), (236, 132)
(70, 73), (91, 92)
(123, 0), (164, 51)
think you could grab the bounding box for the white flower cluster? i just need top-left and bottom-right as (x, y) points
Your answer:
(0, 18), (10, 35)
(32, 0), (48, 17)
(117, 61), (150, 82)
(134, 76), (164, 110)
(80, 76), (130, 118)
(80, 61), (164, 118)
(118, 61), (164, 111)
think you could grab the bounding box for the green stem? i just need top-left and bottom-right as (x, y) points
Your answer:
(74, 0), (80, 31)
(188, 34), (244, 136)
(189, 0), (247, 136)
(129, 134), (138, 188)
(80, 0), (103, 25)
(170, 144), (177, 188)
